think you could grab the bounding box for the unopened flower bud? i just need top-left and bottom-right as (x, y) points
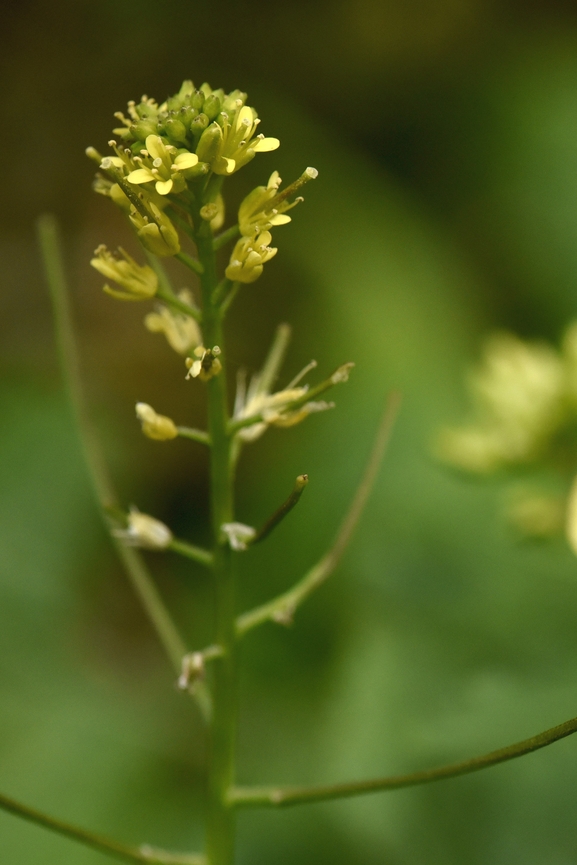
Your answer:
(135, 403), (178, 440)
(196, 122), (222, 162)
(190, 90), (205, 111)
(85, 146), (102, 164)
(114, 509), (173, 550)
(164, 117), (188, 143)
(131, 119), (158, 140)
(203, 94), (222, 121)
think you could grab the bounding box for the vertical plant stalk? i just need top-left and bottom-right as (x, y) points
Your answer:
(36, 215), (212, 713)
(193, 213), (237, 865)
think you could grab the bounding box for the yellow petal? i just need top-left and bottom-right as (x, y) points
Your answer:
(174, 152), (198, 170)
(236, 105), (253, 131)
(269, 214), (291, 225)
(155, 178), (174, 195)
(103, 284), (141, 301)
(253, 137), (280, 152)
(145, 135), (165, 160)
(127, 168), (155, 184)
(103, 156), (126, 168)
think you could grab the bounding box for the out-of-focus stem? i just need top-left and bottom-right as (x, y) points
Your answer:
(37, 214), (211, 719)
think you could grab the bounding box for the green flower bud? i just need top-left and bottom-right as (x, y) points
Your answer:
(189, 113), (210, 140)
(196, 122), (222, 162)
(190, 90), (205, 111)
(131, 119), (158, 140)
(164, 117), (188, 144)
(203, 94), (222, 121)
(179, 105), (199, 129)
(180, 161), (210, 180)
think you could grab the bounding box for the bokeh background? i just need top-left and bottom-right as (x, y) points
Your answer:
(4, 1), (577, 863)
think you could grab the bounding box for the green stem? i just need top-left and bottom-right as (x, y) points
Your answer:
(177, 426), (211, 445)
(212, 224), (240, 251)
(169, 538), (214, 568)
(194, 215), (238, 865)
(236, 392), (401, 634)
(176, 250), (204, 276)
(0, 790), (205, 864)
(229, 712), (577, 808)
(156, 287), (202, 321)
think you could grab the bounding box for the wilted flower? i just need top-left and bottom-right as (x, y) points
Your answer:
(221, 522), (256, 551)
(233, 332), (334, 443)
(90, 245), (158, 301)
(145, 290), (202, 355)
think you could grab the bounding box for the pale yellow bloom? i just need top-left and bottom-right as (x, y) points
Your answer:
(225, 231), (277, 284)
(135, 403), (178, 441)
(145, 290), (202, 355)
(436, 332), (565, 472)
(126, 134), (198, 196)
(237, 170), (319, 236)
(90, 245), (158, 301)
(197, 104), (279, 176)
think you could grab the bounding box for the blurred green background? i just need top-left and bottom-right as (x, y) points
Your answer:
(4, 1), (577, 862)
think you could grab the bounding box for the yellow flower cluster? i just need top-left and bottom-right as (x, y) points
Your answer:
(225, 169), (318, 285)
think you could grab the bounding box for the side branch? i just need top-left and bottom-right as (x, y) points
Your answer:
(229, 712), (577, 808)
(0, 790), (205, 864)
(236, 392), (401, 634)
(37, 214), (210, 719)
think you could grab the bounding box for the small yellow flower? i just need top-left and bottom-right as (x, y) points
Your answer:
(90, 245), (158, 301)
(225, 231), (277, 284)
(135, 403), (179, 441)
(237, 171), (305, 236)
(197, 104), (279, 176)
(145, 290), (202, 355)
(126, 134), (199, 196)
